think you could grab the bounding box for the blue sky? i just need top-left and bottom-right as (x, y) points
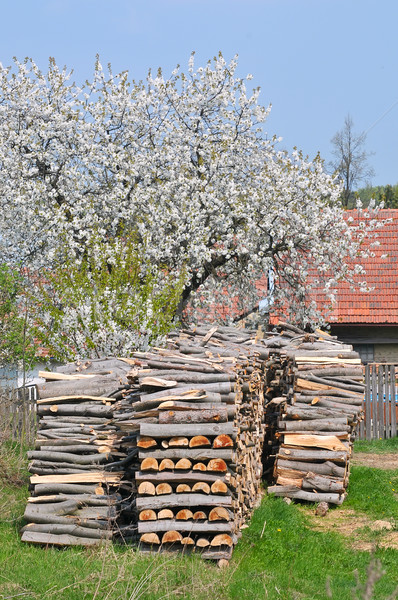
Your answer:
(1, 0), (397, 186)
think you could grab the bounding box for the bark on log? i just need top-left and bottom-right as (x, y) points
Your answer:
(276, 459), (346, 478)
(139, 423), (235, 439)
(135, 494), (232, 510)
(159, 409), (228, 424)
(138, 521), (234, 533)
(267, 486), (344, 505)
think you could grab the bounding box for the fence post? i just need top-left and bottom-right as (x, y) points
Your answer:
(365, 364), (371, 440)
(391, 365), (397, 438)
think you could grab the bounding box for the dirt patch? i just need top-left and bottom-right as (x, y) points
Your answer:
(305, 507), (398, 551)
(351, 453), (398, 470)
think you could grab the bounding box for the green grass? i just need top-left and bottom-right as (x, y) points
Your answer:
(1, 442), (398, 599)
(354, 437), (398, 454)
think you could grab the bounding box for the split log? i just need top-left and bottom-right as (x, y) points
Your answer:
(208, 507), (231, 522)
(139, 510), (157, 521)
(283, 434), (349, 452)
(140, 458), (159, 471)
(207, 459), (228, 472)
(140, 533), (160, 545)
(213, 435), (234, 448)
(138, 482), (156, 496)
(176, 509), (193, 520)
(175, 458), (192, 470)
(192, 482), (210, 494)
(162, 530), (183, 544)
(37, 377), (120, 400)
(189, 436), (211, 448)
(210, 534), (233, 547)
(176, 484), (191, 493)
(159, 459), (175, 471)
(158, 509), (174, 519)
(193, 511), (207, 521)
(156, 483), (173, 495)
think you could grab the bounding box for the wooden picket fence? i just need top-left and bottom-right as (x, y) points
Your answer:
(358, 363), (398, 440)
(0, 385), (38, 446)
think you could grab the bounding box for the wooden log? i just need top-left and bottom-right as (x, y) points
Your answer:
(211, 480), (228, 495)
(140, 533), (160, 545)
(276, 459), (346, 478)
(156, 483), (173, 495)
(139, 510), (157, 521)
(196, 538), (210, 548)
(138, 521), (234, 533)
(192, 482), (210, 494)
(169, 437), (189, 447)
(181, 537), (195, 546)
(285, 406), (354, 420)
(176, 484), (191, 493)
(210, 534), (233, 547)
(280, 419), (350, 432)
(140, 372), (235, 384)
(175, 509), (194, 520)
(37, 377), (120, 400)
(283, 434), (349, 452)
(189, 436), (211, 448)
(139, 423), (235, 439)
(208, 507), (230, 522)
(137, 436), (157, 449)
(21, 523), (112, 540)
(193, 463), (207, 471)
(162, 530), (183, 544)
(159, 459), (175, 471)
(37, 405), (113, 418)
(302, 473), (345, 493)
(207, 459), (227, 472)
(138, 482), (156, 496)
(193, 511), (207, 521)
(278, 448), (349, 462)
(36, 395), (114, 405)
(159, 409), (228, 424)
(158, 509), (174, 519)
(267, 486), (344, 505)
(27, 451), (109, 465)
(21, 531), (104, 546)
(141, 458), (159, 471)
(30, 473), (122, 485)
(136, 494), (232, 510)
(175, 458), (192, 470)
(33, 483), (105, 496)
(213, 435), (234, 448)
(139, 449), (234, 461)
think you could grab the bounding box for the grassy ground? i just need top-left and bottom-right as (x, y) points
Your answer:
(0, 440), (397, 600)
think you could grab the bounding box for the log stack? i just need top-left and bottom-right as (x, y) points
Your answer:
(21, 323), (365, 558)
(114, 326), (268, 560)
(21, 359), (132, 546)
(267, 323), (364, 505)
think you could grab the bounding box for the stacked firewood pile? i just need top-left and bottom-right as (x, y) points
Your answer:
(21, 323), (364, 558)
(115, 325), (269, 560)
(21, 359), (132, 546)
(266, 323), (364, 505)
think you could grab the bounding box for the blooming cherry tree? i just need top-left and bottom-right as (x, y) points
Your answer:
(0, 53), (379, 338)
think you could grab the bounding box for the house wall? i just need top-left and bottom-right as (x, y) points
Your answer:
(374, 344), (398, 364)
(329, 325), (398, 364)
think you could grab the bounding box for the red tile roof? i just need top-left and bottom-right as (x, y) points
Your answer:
(318, 209), (398, 325)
